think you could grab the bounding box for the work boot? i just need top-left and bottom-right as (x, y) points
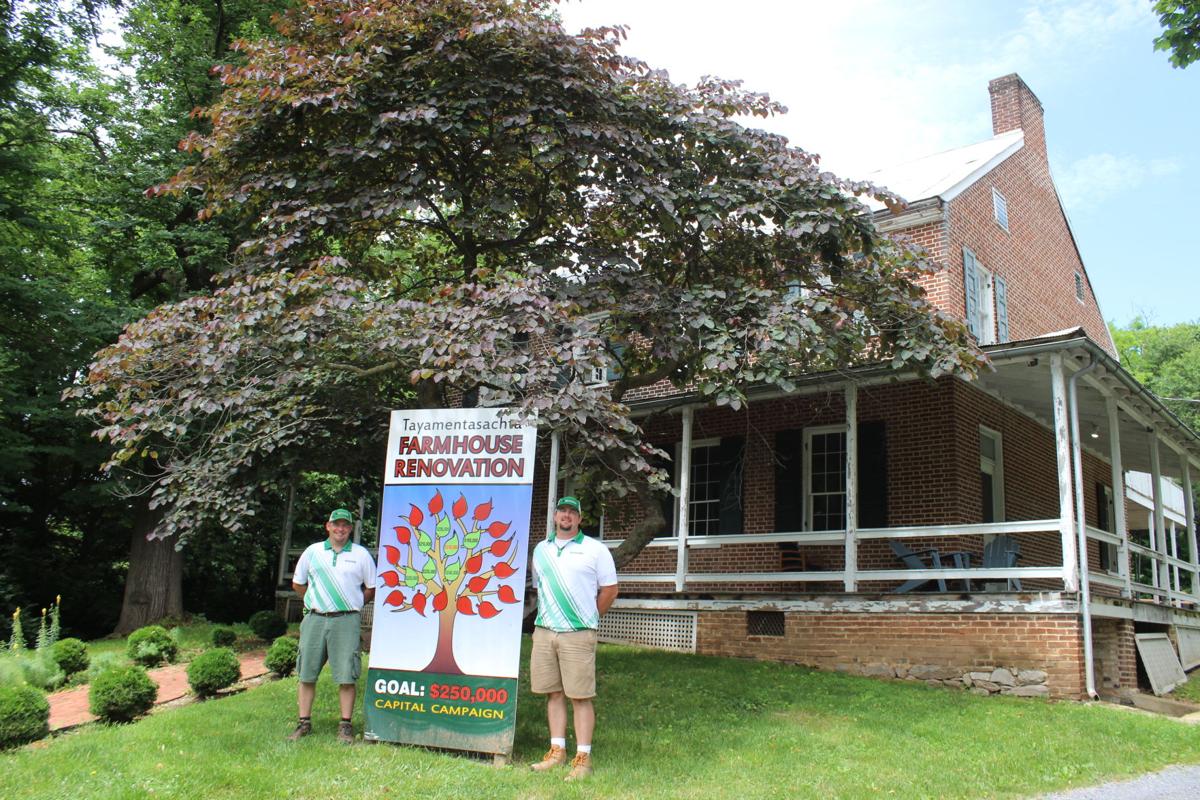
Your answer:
(286, 720), (312, 741)
(530, 744), (567, 772)
(337, 721), (355, 744)
(564, 752), (592, 781)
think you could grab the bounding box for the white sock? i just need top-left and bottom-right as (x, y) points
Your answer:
(551, 737), (566, 749)
(577, 744), (592, 754)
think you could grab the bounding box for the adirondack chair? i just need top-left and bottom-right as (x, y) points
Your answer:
(890, 540), (949, 593)
(982, 534), (1022, 590)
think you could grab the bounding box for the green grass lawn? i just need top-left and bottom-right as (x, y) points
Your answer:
(4, 641), (1200, 800)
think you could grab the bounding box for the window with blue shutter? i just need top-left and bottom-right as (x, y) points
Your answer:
(963, 248), (980, 339)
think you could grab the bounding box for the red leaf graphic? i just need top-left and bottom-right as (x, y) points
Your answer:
(487, 521), (510, 538)
(490, 539), (511, 557)
(478, 601), (500, 619)
(428, 490), (443, 515)
(384, 590), (405, 607)
(433, 590), (448, 612)
(393, 527), (411, 545)
(494, 562), (515, 579)
(383, 545), (401, 565)
(408, 504), (424, 529)
(465, 553), (483, 574)
(381, 571), (400, 587)
(456, 596), (475, 615)
(497, 585), (517, 604)
(467, 575), (489, 593)
(412, 592), (427, 616)
(473, 499), (493, 521)
(452, 494), (468, 519)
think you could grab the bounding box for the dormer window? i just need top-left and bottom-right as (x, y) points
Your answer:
(992, 188), (1009, 232)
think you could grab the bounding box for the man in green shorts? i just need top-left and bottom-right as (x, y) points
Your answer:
(529, 496), (619, 780)
(288, 508), (376, 743)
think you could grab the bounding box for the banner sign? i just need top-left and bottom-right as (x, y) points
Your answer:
(364, 408), (537, 755)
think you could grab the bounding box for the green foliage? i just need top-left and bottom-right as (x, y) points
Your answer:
(1155, 0), (1200, 68)
(210, 626), (237, 648)
(0, 649), (64, 692)
(0, 684), (49, 749)
(263, 635), (298, 676)
(85, 652), (127, 684)
(126, 625), (178, 667)
(7, 609), (25, 651)
(1110, 318), (1200, 433)
(247, 611), (286, 641)
(88, 665), (157, 723)
(50, 638), (89, 677)
(186, 648), (240, 697)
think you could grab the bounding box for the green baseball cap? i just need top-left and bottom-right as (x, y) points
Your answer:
(328, 508), (354, 523)
(556, 496), (581, 512)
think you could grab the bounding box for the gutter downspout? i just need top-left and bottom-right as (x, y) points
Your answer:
(1068, 354), (1100, 700)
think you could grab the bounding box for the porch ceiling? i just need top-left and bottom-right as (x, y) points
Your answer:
(976, 334), (1200, 479)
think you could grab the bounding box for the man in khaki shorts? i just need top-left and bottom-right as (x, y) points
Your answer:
(288, 508), (376, 743)
(529, 496), (618, 781)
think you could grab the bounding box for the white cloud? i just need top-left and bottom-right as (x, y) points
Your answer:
(1054, 153), (1182, 210)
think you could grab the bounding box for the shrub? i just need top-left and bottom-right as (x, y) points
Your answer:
(89, 666), (157, 723)
(264, 636), (299, 677)
(210, 626), (237, 648)
(187, 648), (241, 698)
(248, 611), (286, 640)
(85, 652), (125, 683)
(50, 638), (89, 677)
(126, 625), (178, 667)
(0, 650), (64, 692)
(0, 684), (49, 749)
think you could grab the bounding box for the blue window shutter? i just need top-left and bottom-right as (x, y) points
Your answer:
(605, 342), (625, 382)
(963, 248), (980, 339)
(995, 275), (1009, 343)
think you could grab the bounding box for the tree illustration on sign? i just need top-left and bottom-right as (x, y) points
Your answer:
(378, 489), (522, 674)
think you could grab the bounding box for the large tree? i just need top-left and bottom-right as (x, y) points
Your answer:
(1111, 318), (1200, 433)
(1155, 0), (1200, 68)
(74, 0), (983, 577)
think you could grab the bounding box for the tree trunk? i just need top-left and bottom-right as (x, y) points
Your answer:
(114, 501), (184, 634)
(423, 608), (462, 674)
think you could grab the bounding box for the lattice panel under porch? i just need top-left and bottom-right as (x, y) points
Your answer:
(599, 610), (698, 653)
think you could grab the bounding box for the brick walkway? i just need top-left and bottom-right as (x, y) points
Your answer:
(48, 651), (269, 731)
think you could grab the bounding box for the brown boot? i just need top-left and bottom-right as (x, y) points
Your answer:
(286, 719), (312, 741)
(337, 721), (355, 744)
(530, 744), (567, 771)
(564, 752), (592, 781)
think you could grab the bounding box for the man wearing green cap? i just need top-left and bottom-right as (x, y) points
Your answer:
(288, 508), (376, 743)
(529, 495), (618, 781)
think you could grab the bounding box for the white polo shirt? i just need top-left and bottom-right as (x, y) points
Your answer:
(532, 533), (618, 632)
(294, 540), (376, 613)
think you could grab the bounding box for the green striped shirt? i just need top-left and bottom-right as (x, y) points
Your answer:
(533, 534), (618, 632)
(294, 541), (376, 613)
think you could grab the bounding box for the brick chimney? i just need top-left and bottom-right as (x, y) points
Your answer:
(988, 73), (1045, 158)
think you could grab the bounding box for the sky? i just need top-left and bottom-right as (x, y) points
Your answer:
(557, 0), (1200, 327)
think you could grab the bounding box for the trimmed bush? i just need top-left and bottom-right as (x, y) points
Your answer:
(88, 665), (157, 723)
(187, 648), (241, 698)
(50, 638), (89, 677)
(210, 626), (237, 648)
(126, 625), (178, 667)
(264, 636), (299, 677)
(0, 684), (49, 749)
(248, 611), (286, 641)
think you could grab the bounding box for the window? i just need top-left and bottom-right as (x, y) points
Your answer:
(670, 437), (744, 536)
(1074, 272), (1085, 302)
(1096, 483), (1119, 572)
(992, 188), (1009, 232)
(805, 426), (848, 532)
(963, 248), (1008, 344)
(979, 427), (1005, 523)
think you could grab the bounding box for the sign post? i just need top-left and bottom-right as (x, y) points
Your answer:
(364, 408), (537, 755)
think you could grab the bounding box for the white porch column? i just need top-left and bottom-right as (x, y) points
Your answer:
(844, 383), (859, 592)
(1051, 353), (1079, 592)
(674, 407), (694, 592)
(545, 431), (560, 538)
(1149, 434), (1170, 604)
(1182, 456), (1199, 602)
(1170, 522), (1182, 594)
(1106, 397), (1131, 598)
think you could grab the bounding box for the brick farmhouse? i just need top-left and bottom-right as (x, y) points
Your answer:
(530, 75), (1200, 700)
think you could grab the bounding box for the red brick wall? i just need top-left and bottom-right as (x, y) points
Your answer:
(1091, 618), (1137, 697)
(696, 610), (1085, 699)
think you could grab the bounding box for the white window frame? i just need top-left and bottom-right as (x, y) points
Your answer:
(804, 425), (848, 533)
(979, 426), (1005, 523)
(674, 437), (722, 537)
(973, 265), (996, 345)
(992, 187), (1009, 232)
(572, 344), (609, 386)
(1099, 483), (1119, 574)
